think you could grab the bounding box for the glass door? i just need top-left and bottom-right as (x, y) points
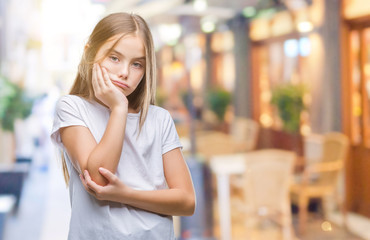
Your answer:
(349, 26), (370, 147)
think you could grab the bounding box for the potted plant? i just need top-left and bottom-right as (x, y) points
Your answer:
(0, 75), (34, 163)
(271, 82), (307, 133)
(264, 82), (307, 156)
(206, 88), (231, 121)
(205, 88), (231, 132)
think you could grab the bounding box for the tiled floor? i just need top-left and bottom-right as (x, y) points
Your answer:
(2, 166), (48, 240)
(212, 196), (366, 240)
(2, 156), (70, 240)
(224, 213), (364, 240)
(1, 156), (369, 240)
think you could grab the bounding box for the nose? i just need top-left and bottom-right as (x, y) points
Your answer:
(117, 64), (129, 79)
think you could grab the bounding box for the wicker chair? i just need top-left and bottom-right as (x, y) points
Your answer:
(240, 149), (296, 240)
(290, 132), (349, 233)
(230, 117), (260, 152)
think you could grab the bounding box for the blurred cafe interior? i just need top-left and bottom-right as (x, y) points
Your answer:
(1, 0), (370, 239)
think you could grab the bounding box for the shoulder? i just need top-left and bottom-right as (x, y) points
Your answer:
(145, 105), (177, 133)
(56, 95), (92, 109)
(57, 94), (86, 105)
(147, 105), (172, 120)
(55, 95), (93, 116)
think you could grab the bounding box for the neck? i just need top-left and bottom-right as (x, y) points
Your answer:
(94, 98), (139, 113)
(128, 107), (139, 113)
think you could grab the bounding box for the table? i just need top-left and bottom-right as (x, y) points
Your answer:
(0, 195), (16, 240)
(209, 153), (247, 240)
(180, 130), (248, 160)
(209, 150), (303, 240)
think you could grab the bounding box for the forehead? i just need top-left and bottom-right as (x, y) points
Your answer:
(102, 34), (145, 55)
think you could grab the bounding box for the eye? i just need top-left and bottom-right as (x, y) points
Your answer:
(132, 62), (143, 69)
(109, 55), (119, 62)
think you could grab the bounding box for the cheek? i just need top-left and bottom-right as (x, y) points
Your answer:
(100, 62), (119, 78)
(133, 73), (144, 86)
(99, 61), (113, 71)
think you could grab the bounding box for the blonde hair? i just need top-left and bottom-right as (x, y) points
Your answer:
(62, 12), (157, 185)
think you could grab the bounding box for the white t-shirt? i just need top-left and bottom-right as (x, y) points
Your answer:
(50, 95), (182, 240)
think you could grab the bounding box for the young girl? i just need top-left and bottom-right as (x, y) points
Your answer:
(50, 12), (195, 239)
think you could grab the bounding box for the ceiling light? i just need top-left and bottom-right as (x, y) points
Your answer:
(158, 24), (182, 46)
(201, 22), (215, 33)
(193, 0), (207, 12)
(297, 21), (313, 33)
(201, 16), (216, 33)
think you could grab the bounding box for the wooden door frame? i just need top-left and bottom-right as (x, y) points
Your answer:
(342, 16), (370, 146)
(341, 10), (370, 216)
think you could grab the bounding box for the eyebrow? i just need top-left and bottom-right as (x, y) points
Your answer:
(109, 49), (145, 61)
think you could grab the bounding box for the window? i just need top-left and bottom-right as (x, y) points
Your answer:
(254, 36), (312, 134)
(349, 27), (370, 147)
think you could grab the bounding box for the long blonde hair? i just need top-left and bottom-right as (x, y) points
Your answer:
(62, 12), (157, 185)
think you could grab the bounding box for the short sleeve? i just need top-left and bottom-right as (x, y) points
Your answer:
(161, 110), (182, 155)
(50, 95), (87, 149)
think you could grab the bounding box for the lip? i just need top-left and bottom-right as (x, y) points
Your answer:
(111, 80), (129, 89)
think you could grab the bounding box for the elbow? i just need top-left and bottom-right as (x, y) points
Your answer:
(85, 161), (109, 186)
(91, 172), (109, 186)
(182, 193), (196, 216)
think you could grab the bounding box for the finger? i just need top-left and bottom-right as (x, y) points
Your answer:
(93, 63), (104, 95)
(101, 67), (111, 86)
(84, 170), (102, 192)
(96, 64), (106, 89)
(102, 67), (118, 90)
(79, 174), (89, 188)
(98, 167), (117, 183)
(91, 64), (99, 91)
(79, 174), (96, 196)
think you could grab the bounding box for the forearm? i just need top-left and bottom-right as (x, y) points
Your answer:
(123, 188), (195, 216)
(81, 148), (196, 215)
(86, 107), (127, 185)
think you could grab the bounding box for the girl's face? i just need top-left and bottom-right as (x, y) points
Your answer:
(95, 34), (146, 96)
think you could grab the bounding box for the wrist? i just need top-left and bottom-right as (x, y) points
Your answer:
(120, 186), (135, 205)
(111, 105), (128, 114)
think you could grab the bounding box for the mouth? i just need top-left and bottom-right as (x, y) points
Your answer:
(111, 80), (129, 89)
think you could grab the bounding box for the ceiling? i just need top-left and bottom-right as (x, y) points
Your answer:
(102, 0), (311, 21)
(98, 0), (310, 43)
(104, 0), (260, 22)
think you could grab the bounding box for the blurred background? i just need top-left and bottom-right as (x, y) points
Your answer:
(1, 0), (370, 239)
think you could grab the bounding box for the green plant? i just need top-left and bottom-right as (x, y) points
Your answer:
(0, 75), (34, 132)
(155, 87), (167, 107)
(206, 88), (231, 122)
(271, 82), (307, 133)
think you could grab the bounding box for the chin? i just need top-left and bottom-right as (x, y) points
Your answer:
(114, 86), (128, 96)
(120, 89), (129, 96)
